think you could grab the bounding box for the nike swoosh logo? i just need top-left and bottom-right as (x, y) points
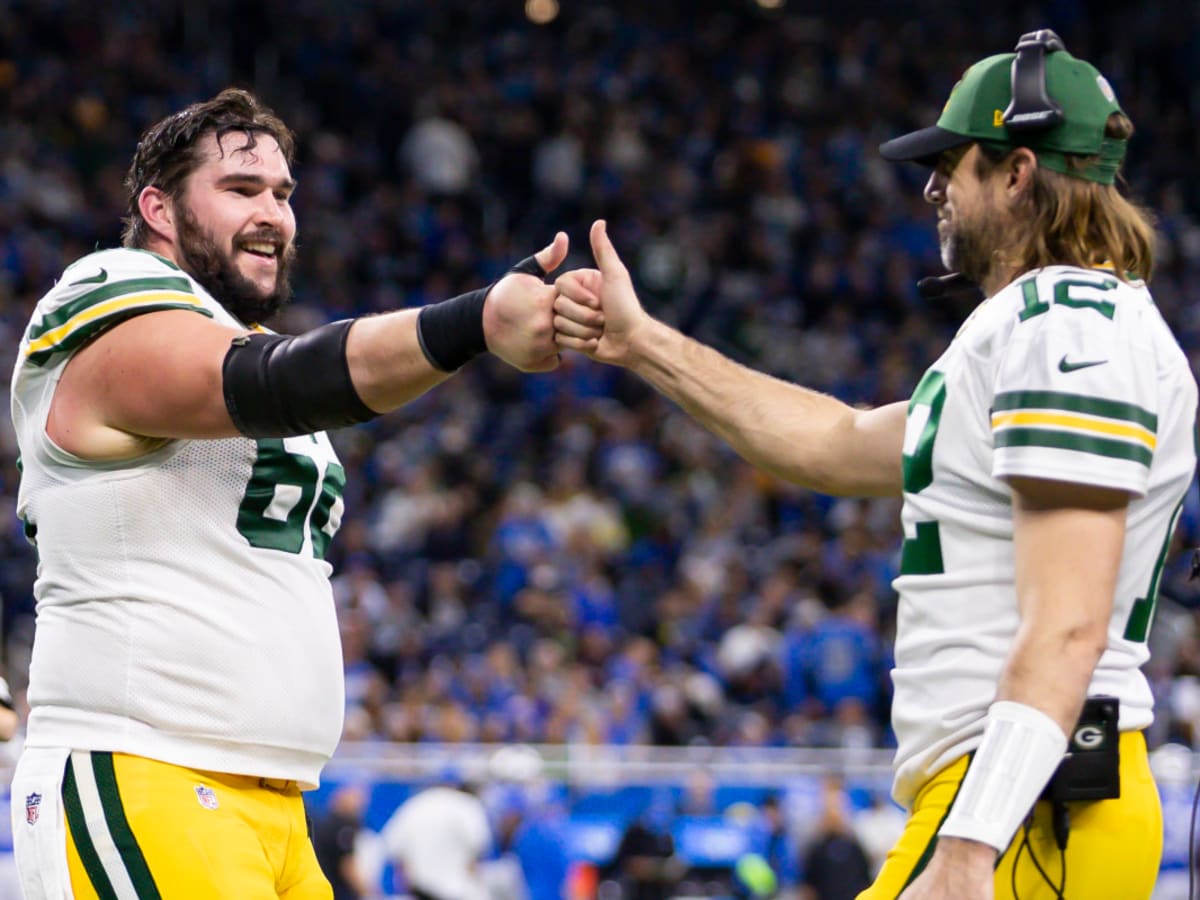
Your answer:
(1058, 355), (1107, 373)
(68, 268), (108, 286)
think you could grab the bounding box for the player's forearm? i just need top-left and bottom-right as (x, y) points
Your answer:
(344, 311), (452, 413)
(997, 614), (1105, 738)
(998, 485), (1127, 734)
(626, 317), (903, 496)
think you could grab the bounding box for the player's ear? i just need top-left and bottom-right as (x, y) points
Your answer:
(1005, 147), (1038, 196)
(138, 186), (176, 244)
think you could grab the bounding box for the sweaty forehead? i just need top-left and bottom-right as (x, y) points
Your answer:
(195, 131), (291, 180)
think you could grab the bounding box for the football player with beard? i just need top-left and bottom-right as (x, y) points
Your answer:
(554, 33), (1195, 900)
(9, 88), (567, 899)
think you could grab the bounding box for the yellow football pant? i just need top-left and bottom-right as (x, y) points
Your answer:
(63, 751), (332, 899)
(858, 731), (1161, 900)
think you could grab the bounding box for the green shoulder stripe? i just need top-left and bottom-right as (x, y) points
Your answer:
(25, 275), (210, 366)
(28, 277), (195, 343)
(993, 390), (1156, 431)
(26, 300), (213, 366)
(995, 426), (1152, 467)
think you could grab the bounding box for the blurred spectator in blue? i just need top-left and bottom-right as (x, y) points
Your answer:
(784, 579), (885, 742)
(490, 483), (558, 612)
(483, 745), (571, 900)
(676, 766), (718, 817)
(757, 792), (800, 892)
(400, 95), (480, 199)
(1150, 742), (1195, 900)
(511, 804), (570, 900)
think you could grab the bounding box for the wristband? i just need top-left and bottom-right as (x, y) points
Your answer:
(415, 254), (547, 372)
(416, 288), (488, 372)
(938, 700), (1068, 852)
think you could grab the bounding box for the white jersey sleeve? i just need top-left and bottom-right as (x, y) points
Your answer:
(21, 248), (213, 368)
(990, 270), (1158, 495)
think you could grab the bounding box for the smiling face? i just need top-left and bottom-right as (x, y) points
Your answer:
(171, 131), (298, 324)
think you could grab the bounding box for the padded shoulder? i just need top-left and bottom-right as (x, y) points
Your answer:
(23, 248), (213, 367)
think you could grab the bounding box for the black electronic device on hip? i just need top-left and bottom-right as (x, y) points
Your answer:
(1041, 695), (1121, 804)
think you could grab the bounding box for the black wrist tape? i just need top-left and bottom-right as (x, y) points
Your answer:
(508, 254), (547, 278)
(223, 320), (379, 438)
(416, 287), (489, 372)
(415, 254), (548, 372)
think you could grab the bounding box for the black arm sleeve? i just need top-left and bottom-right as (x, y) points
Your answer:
(222, 320), (379, 438)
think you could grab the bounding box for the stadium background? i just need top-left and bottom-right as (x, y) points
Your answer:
(1, 0), (1199, 897)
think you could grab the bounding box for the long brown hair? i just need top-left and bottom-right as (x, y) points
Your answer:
(979, 113), (1156, 282)
(122, 89), (295, 249)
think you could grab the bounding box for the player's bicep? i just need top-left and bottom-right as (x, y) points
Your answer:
(1007, 475), (1128, 701)
(1010, 476), (1128, 630)
(50, 309), (247, 452)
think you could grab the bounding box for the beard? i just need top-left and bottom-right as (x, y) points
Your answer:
(939, 209), (1009, 287)
(175, 204), (296, 325)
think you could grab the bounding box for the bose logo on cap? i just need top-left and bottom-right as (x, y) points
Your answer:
(1006, 111), (1050, 124)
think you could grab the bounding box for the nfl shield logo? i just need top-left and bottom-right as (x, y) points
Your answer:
(194, 785), (219, 810)
(24, 792), (41, 826)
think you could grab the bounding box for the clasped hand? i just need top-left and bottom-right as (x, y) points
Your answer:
(552, 219), (647, 364)
(486, 220), (648, 370)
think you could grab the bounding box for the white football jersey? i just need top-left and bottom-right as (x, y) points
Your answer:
(11, 248), (346, 787)
(890, 265), (1197, 809)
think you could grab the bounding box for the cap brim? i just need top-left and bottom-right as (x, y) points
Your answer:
(879, 126), (974, 166)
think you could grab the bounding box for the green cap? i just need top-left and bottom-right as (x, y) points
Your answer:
(879, 40), (1126, 184)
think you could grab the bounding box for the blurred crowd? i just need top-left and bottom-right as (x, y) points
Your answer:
(2, 0), (1200, 760)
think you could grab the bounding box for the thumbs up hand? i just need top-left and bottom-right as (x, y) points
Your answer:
(552, 220), (651, 367)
